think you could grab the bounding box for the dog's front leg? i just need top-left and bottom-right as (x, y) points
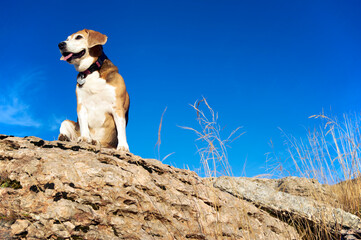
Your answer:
(113, 109), (129, 152)
(77, 105), (92, 144)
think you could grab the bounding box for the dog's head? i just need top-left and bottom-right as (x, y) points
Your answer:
(58, 29), (107, 72)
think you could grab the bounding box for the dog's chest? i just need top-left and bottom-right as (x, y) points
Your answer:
(76, 72), (116, 127)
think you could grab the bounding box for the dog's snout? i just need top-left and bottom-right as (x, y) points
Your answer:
(58, 42), (66, 50)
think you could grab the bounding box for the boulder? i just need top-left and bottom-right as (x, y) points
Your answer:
(213, 176), (361, 239)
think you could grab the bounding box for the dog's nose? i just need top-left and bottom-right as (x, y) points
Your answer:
(58, 42), (66, 50)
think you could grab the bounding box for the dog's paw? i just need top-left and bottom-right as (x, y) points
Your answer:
(58, 134), (70, 142)
(117, 144), (129, 152)
(77, 137), (100, 147)
(77, 136), (93, 144)
(90, 139), (101, 146)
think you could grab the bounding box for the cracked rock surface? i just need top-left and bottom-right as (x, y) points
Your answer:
(0, 135), (299, 239)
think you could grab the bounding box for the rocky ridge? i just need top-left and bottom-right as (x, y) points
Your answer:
(0, 135), (299, 239)
(1, 135), (360, 240)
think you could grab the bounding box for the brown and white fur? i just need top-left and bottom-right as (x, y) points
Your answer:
(58, 29), (130, 151)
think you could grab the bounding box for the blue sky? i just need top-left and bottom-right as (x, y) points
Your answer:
(1, 0), (361, 177)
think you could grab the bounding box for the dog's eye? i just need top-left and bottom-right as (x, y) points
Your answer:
(75, 35), (83, 40)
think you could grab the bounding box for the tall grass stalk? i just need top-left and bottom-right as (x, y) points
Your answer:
(155, 107), (174, 162)
(181, 97), (243, 178)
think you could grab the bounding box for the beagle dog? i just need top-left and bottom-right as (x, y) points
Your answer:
(58, 29), (130, 152)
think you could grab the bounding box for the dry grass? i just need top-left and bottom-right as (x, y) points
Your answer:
(181, 97), (243, 178)
(180, 99), (361, 238)
(283, 113), (361, 183)
(330, 177), (361, 217)
(181, 98), (273, 239)
(180, 99), (361, 239)
(273, 112), (361, 239)
(282, 113), (361, 212)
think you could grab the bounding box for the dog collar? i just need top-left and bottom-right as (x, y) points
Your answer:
(77, 52), (108, 85)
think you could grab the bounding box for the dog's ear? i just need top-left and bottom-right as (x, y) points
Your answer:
(86, 29), (108, 48)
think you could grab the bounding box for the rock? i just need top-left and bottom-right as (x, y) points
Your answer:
(239, 176), (340, 206)
(11, 219), (30, 235)
(213, 176), (361, 238)
(341, 229), (361, 240)
(0, 135), (300, 239)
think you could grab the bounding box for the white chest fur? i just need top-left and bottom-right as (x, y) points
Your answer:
(76, 71), (116, 129)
